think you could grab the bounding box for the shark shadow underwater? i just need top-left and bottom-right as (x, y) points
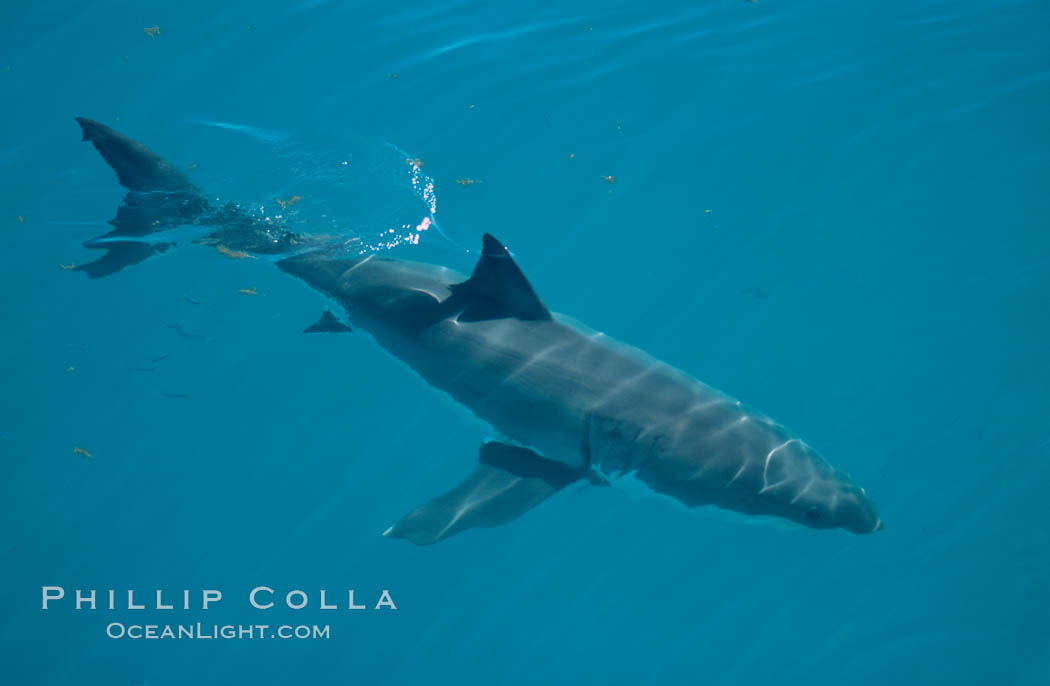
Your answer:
(72, 117), (883, 544)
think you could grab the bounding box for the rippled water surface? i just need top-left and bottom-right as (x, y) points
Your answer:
(2, 1), (1048, 684)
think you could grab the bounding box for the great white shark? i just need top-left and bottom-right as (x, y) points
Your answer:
(72, 117), (883, 544)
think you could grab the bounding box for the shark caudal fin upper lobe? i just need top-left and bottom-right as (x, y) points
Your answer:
(74, 117), (210, 278)
(77, 117), (197, 193)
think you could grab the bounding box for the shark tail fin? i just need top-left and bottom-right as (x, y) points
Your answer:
(383, 442), (583, 545)
(77, 117), (198, 193)
(74, 117), (211, 278)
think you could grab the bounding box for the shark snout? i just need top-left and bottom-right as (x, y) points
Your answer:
(781, 472), (882, 534)
(835, 485), (883, 534)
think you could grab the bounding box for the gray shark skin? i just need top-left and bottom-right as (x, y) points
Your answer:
(74, 117), (883, 545)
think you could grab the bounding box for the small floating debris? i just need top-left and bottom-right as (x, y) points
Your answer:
(740, 287), (768, 298)
(184, 296), (200, 306)
(151, 354), (170, 362)
(387, 73), (399, 79)
(238, 286), (259, 296)
(275, 195), (302, 208)
(468, 104), (476, 110)
(66, 366), (75, 372)
(216, 244), (254, 260)
(455, 178), (481, 187)
(17, 215), (24, 223)
(143, 26), (161, 37)
(405, 158), (423, 168)
(187, 163), (198, 170)
(568, 153), (575, 160)
(601, 175), (616, 184)
(73, 446), (92, 458)
(60, 262), (75, 270)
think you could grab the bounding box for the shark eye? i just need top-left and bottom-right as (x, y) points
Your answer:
(806, 507), (822, 521)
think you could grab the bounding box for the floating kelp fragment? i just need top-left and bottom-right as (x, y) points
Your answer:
(239, 286), (258, 296)
(601, 175), (616, 184)
(455, 178), (481, 186)
(73, 447), (92, 458)
(144, 26), (161, 37)
(216, 244), (254, 260)
(275, 195), (302, 208)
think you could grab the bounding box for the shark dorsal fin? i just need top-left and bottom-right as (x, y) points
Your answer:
(448, 233), (551, 322)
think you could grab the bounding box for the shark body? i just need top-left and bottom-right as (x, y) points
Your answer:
(73, 117), (883, 544)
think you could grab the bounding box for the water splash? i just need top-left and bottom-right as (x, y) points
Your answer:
(383, 142), (458, 248)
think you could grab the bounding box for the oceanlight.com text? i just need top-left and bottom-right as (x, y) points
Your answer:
(105, 622), (330, 640)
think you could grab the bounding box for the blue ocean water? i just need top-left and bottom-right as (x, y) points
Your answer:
(2, 0), (1048, 683)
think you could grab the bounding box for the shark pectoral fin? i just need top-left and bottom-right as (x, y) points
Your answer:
(383, 442), (582, 546)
